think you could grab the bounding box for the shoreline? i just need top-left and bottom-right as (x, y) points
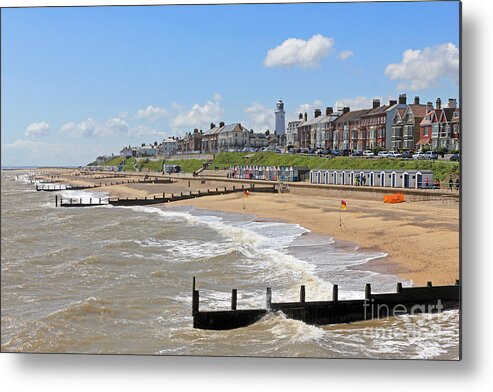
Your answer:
(33, 170), (459, 286)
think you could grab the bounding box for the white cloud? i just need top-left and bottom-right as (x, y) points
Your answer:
(337, 51), (354, 61)
(25, 121), (50, 137)
(135, 105), (169, 122)
(128, 125), (167, 139)
(60, 118), (97, 138)
(385, 42), (459, 91)
(60, 117), (129, 138)
(264, 34), (335, 68)
(171, 96), (224, 130)
(244, 103), (274, 132)
(292, 100), (324, 120)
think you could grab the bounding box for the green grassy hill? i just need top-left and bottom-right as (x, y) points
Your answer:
(211, 152), (459, 181)
(115, 152), (459, 180)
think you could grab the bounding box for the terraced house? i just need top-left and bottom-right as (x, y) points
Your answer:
(334, 107), (369, 151)
(392, 96), (431, 150)
(430, 98), (457, 151)
(359, 99), (393, 150)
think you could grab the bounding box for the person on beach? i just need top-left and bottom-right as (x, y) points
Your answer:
(361, 175), (366, 186)
(425, 177), (429, 188)
(455, 177), (460, 191)
(435, 179), (440, 189)
(355, 175), (359, 186)
(448, 176), (453, 191)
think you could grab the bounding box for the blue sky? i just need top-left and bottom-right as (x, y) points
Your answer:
(2, 1), (460, 166)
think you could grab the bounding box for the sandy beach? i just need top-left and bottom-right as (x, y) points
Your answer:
(37, 170), (460, 286)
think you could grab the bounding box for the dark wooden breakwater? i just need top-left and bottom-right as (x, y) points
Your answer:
(192, 278), (461, 330)
(36, 177), (173, 192)
(55, 184), (276, 207)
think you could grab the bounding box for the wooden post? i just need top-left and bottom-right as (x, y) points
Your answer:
(99, 198), (102, 204)
(70, 198), (73, 205)
(192, 290), (199, 316)
(163, 192), (165, 199)
(427, 281), (433, 287)
(300, 285), (306, 302)
(55, 195), (58, 207)
(180, 192), (183, 197)
(456, 279), (460, 285)
(233, 186), (236, 190)
(365, 283), (371, 300)
(188, 181), (190, 188)
(231, 289), (237, 310)
(90, 198), (92, 205)
(332, 284), (338, 302)
(396, 282), (403, 293)
(198, 190), (201, 195)
(216, 188), (218, 192)
(266, 287), (272, 310)
(224, 187), (227, 192)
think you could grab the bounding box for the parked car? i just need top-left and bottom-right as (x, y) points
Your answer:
(387, 151), (402, 158)
(341, 149), (351, 156)
(424, 151), (438, 160)
(377, 151), (389, 158)
(413, 151), (426, 160)
(352, 150), (363, 156)
(401, 151), (414, 159)
(450, 153), (460, 161)
(331, 149), (341, 156)
(362, 150), (374, 157)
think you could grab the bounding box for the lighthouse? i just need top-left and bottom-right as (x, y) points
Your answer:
(275, 99), (286, 135)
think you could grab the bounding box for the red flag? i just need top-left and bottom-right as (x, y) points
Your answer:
(341, 200), (347, 210)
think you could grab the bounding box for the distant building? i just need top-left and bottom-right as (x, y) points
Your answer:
(160, 138), (177, 156)
(333, 107), (370, 151)
(392, 95), (432, 150)
(287, 115), (302, 148)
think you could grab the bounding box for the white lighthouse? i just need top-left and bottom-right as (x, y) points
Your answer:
(275, 99), (286, 135)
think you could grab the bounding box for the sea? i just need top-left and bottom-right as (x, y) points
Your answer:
(1, 170), (460, 359)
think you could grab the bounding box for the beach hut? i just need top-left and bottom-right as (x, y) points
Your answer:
(368, 171), (375, 187)
(415, 170), (433, 189)
(402, 171), (412, 188)
(349, 171), (355, 186)
(377, 170), (386, 187)
(330, 170), (338, 185)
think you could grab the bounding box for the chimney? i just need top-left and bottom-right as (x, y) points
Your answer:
(414, 96), (420, 105)
(436, 98), (441, 110)
(304, 112), (308, 121)
(314, 109), (321, 118)
(219, 121), (225, 127)
(389, 100), (397, 106)
(427, 101), (433, 107)
(398, 94), (407, 105)
(343, 107), (350, 114)
(194, 128), (199, 133)
(325, 107), (333, 116)
(448, 98), (457, 109)
(298, 113), (303, 120)
(372, 99), (380, 109)
(210, 123), (215, 129)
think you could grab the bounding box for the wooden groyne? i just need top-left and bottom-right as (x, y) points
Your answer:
(36, 177), (174, 192)
(56, 184), (276, 207)
(192, 279), (461, 330)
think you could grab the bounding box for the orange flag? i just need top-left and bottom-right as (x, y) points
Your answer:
(341, 200), (347, 210)
(243, 189), (250, 197)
